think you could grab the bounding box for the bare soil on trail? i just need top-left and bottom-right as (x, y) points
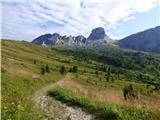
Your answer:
(33, 74), (160, 120)
(33, 74), (96, 120)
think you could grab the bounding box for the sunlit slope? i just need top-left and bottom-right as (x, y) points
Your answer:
(1, 40), (69, 119)
(1, 40), (160, 120)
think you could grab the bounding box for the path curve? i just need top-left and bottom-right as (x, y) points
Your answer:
(32, 74), (69, 102)
(32, 74), (96, 120)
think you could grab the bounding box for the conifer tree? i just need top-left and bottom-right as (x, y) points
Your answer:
(60, 66), (67, 75)
(41, 66), (45, 74)
(45, 64), (50, 73)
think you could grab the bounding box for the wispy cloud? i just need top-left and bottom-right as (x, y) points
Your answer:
(1, 0), (159, 41)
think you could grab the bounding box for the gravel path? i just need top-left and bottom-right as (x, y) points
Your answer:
(33, 74), (96, 120)
(64, 104), (96, 120)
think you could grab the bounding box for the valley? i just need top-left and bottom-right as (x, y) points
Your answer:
(1, 1), (160, 120)
(1, 40), (160, 120)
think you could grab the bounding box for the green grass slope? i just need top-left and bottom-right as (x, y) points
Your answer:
(49, 87), (160, 120)
(55, 45), (160, 86)
(1, 40), (160, 120)
(1, 40), (71, 119)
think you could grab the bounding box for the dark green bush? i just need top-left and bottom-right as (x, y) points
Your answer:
(59, 66), (67, 75)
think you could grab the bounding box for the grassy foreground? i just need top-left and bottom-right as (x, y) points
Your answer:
(48, 87), (160, 120)
(2, 40), (160, 119)
(1, 40), (65, 119)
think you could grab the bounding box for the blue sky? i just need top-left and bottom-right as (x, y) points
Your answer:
(108, 6), (160, 39)
(0, 0), (160, 41)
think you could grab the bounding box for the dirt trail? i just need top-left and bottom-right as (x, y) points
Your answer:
(32, 74), (67, 102)
(33, 74), (96, 120)
(33, 73), (160, 119)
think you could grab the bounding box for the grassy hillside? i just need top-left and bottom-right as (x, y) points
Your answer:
(1, 40), (160, 120)
(1, 40), (70, 119)
(54, 45), (160, 86)
(49, 87), (160, 120)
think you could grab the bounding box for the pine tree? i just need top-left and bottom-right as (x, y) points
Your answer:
(45, 64), (50, 73)
(73, 66), (78, 73)
(107, 67), (111, 76)
(106, 75), (109, 82)
(122, 84), (134, 100)
(60, 66), (67, 75)
(33, 59), (36, 64)
(41, 66), (45, 74)
(103, 66), (106, 72)
(106, 67), (111, 82)
(69, 67), (73, 72)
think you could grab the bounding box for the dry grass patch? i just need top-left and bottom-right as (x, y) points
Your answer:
(56, 75), (160, 111)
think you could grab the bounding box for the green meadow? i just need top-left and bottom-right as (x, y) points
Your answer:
(1, 40), (160, 120)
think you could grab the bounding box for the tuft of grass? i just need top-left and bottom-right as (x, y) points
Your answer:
(48, 87), (160, 120)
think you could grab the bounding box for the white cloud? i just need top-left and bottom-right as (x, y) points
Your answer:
(123, 16), (136, 22)
(0, 0), (159, 41)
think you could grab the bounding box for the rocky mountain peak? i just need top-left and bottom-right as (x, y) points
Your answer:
(32, 27), (112, 46)
(118, 26), (160, 52)
(52, 33), (60, 36)
(87, 27), (106, 40)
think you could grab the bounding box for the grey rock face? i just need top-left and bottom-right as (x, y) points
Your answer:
(32, 34), (54, 45)
(118, 26), (160, 52)
(32, 26), (160, 52)
(32, 27), (112, 46)
(86, 27), (112, 46)
(32, 34), (87, 46)
(87, 27), (106, 40)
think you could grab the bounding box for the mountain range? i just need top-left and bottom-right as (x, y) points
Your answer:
(32, 27), (112, 46)
(32, 26), (160, 52)
(118, 26), (160, 52)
